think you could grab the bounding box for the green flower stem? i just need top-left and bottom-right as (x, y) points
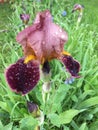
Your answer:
(76, 11), (83, 29)
(42, 82), (51, 103)
(34, 126), (40, 130)
(34, 111), (44, 130)
(25, 94), (30, 101)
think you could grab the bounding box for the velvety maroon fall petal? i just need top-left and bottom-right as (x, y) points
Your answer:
(61, 55), (80, 78)
(16, 10), (68, 61)
(5, 58), (40, 95)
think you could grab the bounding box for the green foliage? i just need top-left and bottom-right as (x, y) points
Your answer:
(0, 0), (98, 130)
(0, 121), (13, 130)
(78, 96), (98, 109)
(48, 109), (80, 127)
(19, 116), (38, 130)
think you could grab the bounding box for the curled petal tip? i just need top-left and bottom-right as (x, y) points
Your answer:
(5, 58), (40, 95)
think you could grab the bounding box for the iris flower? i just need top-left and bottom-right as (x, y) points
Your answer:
(20, 14), (30, 24)
(5, 10), (80, 95)
(72, 4), (84, 12)
(72, 4), (84, 27)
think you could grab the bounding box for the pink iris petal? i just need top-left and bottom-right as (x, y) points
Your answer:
(16, 10), (68, 61)
(61, 55), (80, 78)
(5, 58), (40, 95)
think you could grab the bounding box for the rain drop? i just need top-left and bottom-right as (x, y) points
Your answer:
(61, 35), (65, 39)
(59, 29), (62, 33)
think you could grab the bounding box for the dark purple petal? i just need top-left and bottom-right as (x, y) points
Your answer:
(42, 61), (50, 74)
(61, 55), (80, 78)
(5, 58), (40, 95)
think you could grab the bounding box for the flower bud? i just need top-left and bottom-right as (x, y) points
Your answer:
(27, 101), (40, 117)
(20, 14), (30, 24)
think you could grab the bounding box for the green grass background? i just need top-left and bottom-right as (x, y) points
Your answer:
(0, 0), (98, 130)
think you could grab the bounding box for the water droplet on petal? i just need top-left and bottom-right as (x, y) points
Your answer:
(59, 29), (62, 33)
(42, 41), (45, 44)
(61, 35), (65, 39)
(9, 76), (13, 80)
(55, 32), (58, 35)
